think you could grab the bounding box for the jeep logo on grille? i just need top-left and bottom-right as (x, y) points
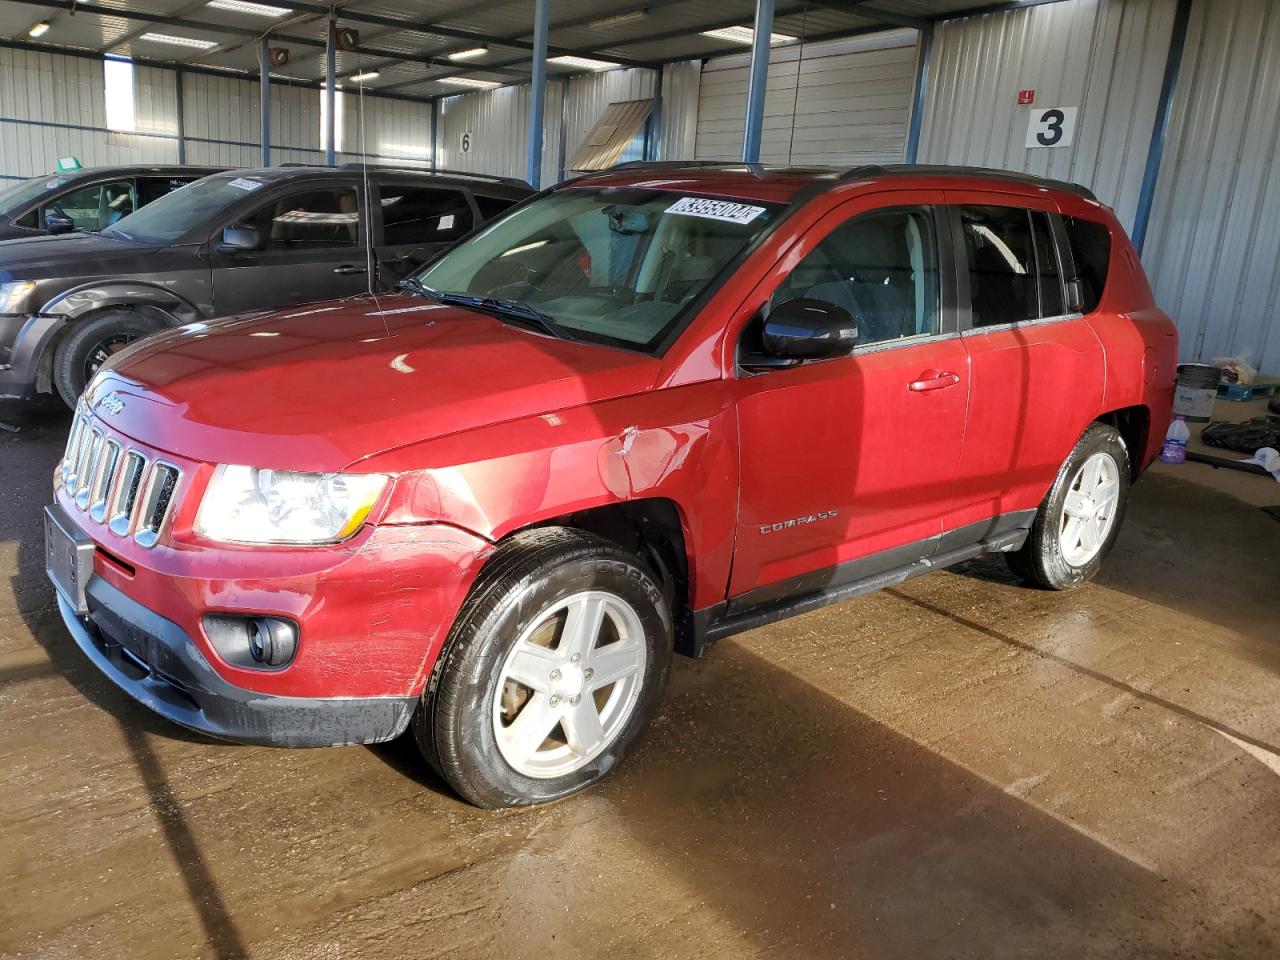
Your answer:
(98, 391), (125, 416)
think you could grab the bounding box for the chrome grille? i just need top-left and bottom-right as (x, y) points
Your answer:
(59, 408), (181, 548)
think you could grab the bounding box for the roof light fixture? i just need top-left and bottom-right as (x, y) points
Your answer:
(28, 21), (51, 38)
(438, 77), (501, 89)
(548, 55), (620, 71)
(589, 9), (649, 29)
(348, 70), (379, 83)
(700, 25), (796, 45)
(139, 32), (220, 50)
(447, 47), (488, 60)
(206, 0), (292, 16)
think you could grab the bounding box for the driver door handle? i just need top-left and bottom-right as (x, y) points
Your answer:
(333, 264), (367, 275)
(909, 370), (960, 392)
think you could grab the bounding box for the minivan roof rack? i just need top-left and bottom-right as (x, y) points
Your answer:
(338, 162), (530, 188)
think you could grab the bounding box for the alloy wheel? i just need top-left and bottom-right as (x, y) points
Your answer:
(492, 590), (648, 779)
(1058, 450), (1121, 566)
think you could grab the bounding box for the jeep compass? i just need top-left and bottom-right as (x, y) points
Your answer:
(46, 162), (1177, 807)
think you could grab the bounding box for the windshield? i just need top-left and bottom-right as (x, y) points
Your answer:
(0, 175), (71, 213)
(102, 172), (264, 244)
(414, 187), (781, 352)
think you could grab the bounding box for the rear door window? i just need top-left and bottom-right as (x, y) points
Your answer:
(242, 186), (360, 250)
(1031, 211), (1065, 317)
(137, 176), (200, 207)
(380, 186), (473, 244)
(958, 205), (1038, 328)
(1062, 216), (1112, 313)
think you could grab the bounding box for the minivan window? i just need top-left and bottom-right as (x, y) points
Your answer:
(42, 179), (135, 231)
(773, 207), (940, 347)
(960, 205), (1038, 328)
(1063, 215), (1112, 313)
(474, 193), (516, 222)
(242, 187), (359, 249)
(415, 188), (781, 352)
(103, 173), (274, 244)
(381, 186), (472, 244)
(0, 175), (68, 213)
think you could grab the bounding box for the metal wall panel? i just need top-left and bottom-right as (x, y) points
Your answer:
(0, 47), (177, 177)
(1142, 0), (1280, 371)
(660, 60), (702, 161)
(694, 30), (919, 166)
(1, 46), (431, 179)
(918, 0), (1176, 233)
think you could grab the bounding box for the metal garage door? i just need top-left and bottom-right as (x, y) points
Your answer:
(694, 29), (920, 166)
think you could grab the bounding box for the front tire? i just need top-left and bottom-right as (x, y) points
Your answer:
(414, 528), (673, 809)
(1006, 423), (1130, 590)
(52, 309), (167, 408)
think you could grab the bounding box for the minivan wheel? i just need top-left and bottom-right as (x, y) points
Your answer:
(1006, 422), (1131, 590)
(52, 309), (167, 408)
(414, 528), (673, 809)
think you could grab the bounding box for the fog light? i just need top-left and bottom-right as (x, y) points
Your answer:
(203, 614), (298, 669)
(248, 617), (296, 666)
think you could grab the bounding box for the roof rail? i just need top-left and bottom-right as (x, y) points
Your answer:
(839, 163), (1099, 201)
(337, 162), (530, 188)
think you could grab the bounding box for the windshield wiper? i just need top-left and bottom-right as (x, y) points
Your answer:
(396, 276), (435, 300)
(399, 282), (574, 342)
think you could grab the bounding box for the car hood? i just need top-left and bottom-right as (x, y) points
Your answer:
(91, 293), (661, 471)
(0, 231), (162, 280)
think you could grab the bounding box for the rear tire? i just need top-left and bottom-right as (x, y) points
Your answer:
(1006, 423), (1130, 590)
(414, 528), (673, 809)
(52, 309), (167, 408)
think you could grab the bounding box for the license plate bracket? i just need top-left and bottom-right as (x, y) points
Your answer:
(45, 504), (95, 615)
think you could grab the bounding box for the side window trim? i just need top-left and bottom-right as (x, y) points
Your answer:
(1029, 208), (1070, 320)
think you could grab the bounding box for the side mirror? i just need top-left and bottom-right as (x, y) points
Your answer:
(45, 213), (75, 235)
(216, 224), (263, 254)
(761, 298), (858, 361)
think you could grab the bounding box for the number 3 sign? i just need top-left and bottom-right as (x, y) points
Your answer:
(1025, 107), (1077, 148)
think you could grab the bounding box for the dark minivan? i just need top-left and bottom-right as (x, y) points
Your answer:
(0, 165), (531, 406)
(0, 164), (223, 240)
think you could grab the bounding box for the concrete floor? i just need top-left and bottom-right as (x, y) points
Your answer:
(2, 397), (1279, 960)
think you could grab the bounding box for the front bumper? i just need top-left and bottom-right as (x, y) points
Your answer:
(58, 574), (417, 747)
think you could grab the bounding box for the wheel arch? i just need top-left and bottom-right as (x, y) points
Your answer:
(1094, 404), (1150, 478)
(502, 498), (699, 656)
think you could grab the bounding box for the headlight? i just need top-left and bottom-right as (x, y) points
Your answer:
(194, 464), (388, 545)
(0, 281), (36, 315)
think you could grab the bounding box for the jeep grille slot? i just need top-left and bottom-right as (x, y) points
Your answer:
(61, 414), (86, 488)
(135, 463), (180, 549)
(74, 429), (103, 508)
(108, 451), (147, 537)
(89, 440), (121, 523)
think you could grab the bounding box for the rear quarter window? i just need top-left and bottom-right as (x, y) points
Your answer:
(1063, 216), (1112, 314)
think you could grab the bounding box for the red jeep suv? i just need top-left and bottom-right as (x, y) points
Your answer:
(46, 163), (1176, 807)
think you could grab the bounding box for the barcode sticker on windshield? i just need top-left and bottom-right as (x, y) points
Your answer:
(227, 177), (265, 192)
(665, 197), (765, 224)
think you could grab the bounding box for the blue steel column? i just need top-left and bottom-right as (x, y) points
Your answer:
(905, 24), (933, 164)
(741, 0), (774, 163)
(648, 63), (664, 161)
(258, 37), (271, 167)
(1131, 0), (1193, 254)
(527, 0), (550, 188)
(324, 15), (337, 166)
(174, 69), (187, 164)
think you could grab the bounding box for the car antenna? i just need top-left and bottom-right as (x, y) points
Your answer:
(352, 52), (389, 335)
